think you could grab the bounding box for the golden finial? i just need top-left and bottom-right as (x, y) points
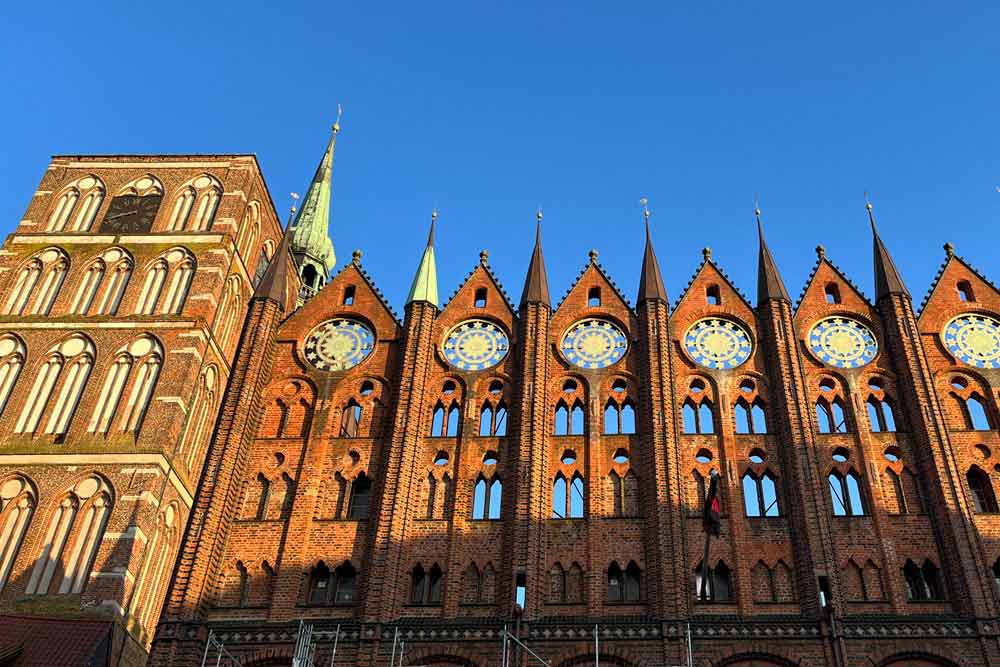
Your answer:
(702, 247), (712, 261)
(816, 244), (826, 259)
(333, 104), (343, 134)
(944, 242), (955, 258)
(589, 249), (599, 263)
(352, 249), (362, 264)
(639, 197), (650, 223)
(288, 191), (300, 217)
(536, 207), (543, 223)
(479, 249), (489, 265)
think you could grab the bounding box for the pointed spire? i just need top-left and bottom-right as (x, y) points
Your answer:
(637, 200), (668, 304)
(254, 199), (298, 305)
(867, 199), (909, 300)
(755, 204), (791, 305)
(519, 209), (551, 309)
(406, 210), (439, 307)
(290, 119), (339, 277)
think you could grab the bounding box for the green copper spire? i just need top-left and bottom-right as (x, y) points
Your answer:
(291, 121), (339, 296)
(406, 212), (439, 307)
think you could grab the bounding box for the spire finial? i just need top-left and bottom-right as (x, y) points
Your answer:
(428, 209), (437, 247)
(536, 207), (543, 223)
(640, 197), (650, 222)
(816, 244), (826, 259)
(333, 104), (343, 134)
(479, 249), (489, 265)
(288, 192), (300, 220)
(702, 247), (712, 262)
(588, 249), (599, 264)
(352, 249), (362, 264)
(944, 242), (955, 258)
(865, 190), (878, 232)
(754, 192), (761, 222)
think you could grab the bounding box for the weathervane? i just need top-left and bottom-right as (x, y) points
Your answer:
(639, 197), (649, 223)
(333, 104), (343, 134)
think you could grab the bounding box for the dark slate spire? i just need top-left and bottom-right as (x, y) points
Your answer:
(254, 205), (296, 305)
(868, 201), (910, 300)
(755, 207), (791, 305)
(637, 206), (668, 304)
(519, 210), (551, 308)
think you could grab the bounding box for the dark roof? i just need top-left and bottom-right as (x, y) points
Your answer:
(637, 219), (668, 304)
(0, 615), (112, 666)
(869, 207), (909, 300)
(253, 215), (296, 306)
(519, 220), (551, 308)
(756, 216), (791, 305)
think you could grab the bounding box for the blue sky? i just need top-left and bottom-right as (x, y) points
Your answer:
(2, 2), (998, 311)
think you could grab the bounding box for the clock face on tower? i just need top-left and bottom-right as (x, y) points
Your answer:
(100, 194), (162, 234)
(303, 319), (374, 372)
(560, 318), (628, 369)
(443, 319), (510, 371)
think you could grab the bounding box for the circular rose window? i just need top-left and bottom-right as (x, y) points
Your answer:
(303, 319), (374, 371)
(943, 313), (1000, 369)
(683, 318), (753, 370)
(807, 316), (878, 369)
(560, 318), (628, 369)
(442, 319), (510, 371)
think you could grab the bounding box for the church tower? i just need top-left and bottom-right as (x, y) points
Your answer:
(290, 123), (339, 301)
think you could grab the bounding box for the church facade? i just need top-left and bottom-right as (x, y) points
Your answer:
(2, 130), (1000, 667)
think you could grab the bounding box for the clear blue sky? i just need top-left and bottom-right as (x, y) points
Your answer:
(2, 2), (998, 312)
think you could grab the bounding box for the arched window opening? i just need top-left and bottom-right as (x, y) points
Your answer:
(829, 470), (866, 516)
(624, 561), (641, 602)
(340, 400), (363, 438)
(706, 285), (721, 305)
(552, 474), (567, 519)
(474, 287), (487, 308)
(824, 283), (841, 304)
(0, 477), (35, 592)
(87, 337), (162, 436)
(428, 563), (443, 604)
(588, 287), (601, 307)
(48, 176), (105, 232)
(0, 336), (25, 421)
(343, 285), (355, 305)
(967, 466), (998, 513)
(607, 561), (623, 602)
(570, 401), (585, 435)
(555, 402), (569, 436)
(569, 474), (585, 518)
(473, 476), (488, 519)
(446, 403), (460, 437)
(694, 561), (731, 602)
(549, 563), (566, 603)
(135, 250), (195, 315)
(236, 561), (250, 607)
(4, 259), (42, 316)
(334, 561), (358, 603)
(957, 280), (975, 302)
(683, 401), (698, 434)
(488, 476), (502, 519)
(698, 401), (714, 434)
(16, 335), (95, 438)
(308, 561), (332, 605)
(30, 257), (68, 316)
(967, 394), (991, 430)
(432, 403), (445, 436)
(903, 559), (944, 601)
(742, 471), (781, 517)
(480, 404), (494, 436)
(867, 396), (898, 432)
(347, 472), (371, 519)
(816, 397), (848, 434)
(253, 473), (271, 520)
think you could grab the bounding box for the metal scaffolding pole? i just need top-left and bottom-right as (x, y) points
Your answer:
(328, 624), (340, 667)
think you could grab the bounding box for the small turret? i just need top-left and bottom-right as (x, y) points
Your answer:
(755, 206), (791, 305)
(291, 121), (340, 300)
(406, 212), (439, 308)
(519, 210), (551, 309)
(868, 201), (909, 300)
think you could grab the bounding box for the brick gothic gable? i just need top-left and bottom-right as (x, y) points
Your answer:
(115, 188), (1000, 667)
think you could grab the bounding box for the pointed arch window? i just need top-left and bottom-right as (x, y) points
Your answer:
(0, 336), (25, 420)
(829, 470), (866, 516)
(251, 473), (271, 520)
(135, 249), (195, 315)
(734, 397), (768, 434)
(16, 335), (95, 438)
(431, 399), (462, 437)
(866, 396), (897, 432)
(237, 201), (261, 259)
(965, 394), (991, 430)
(903, 559), (944, 601)
(308, 561), (332, 605)
(347, 472), (371, 519)
(87, 336), (162, 436)
(967, 466), (998, 513)
(334, 561), (358, 603)
(552, 473), (584, 519)
(47, 175), (105, 232)
(694, 560), (731, 602)
(682, 398), (715, 434)
(180, 365), (218, 472)
(816, 397), (848, 433)
(472, 474), (501, 520)
(340, 400), (363, 437)
(741, 470), (781, 517)
(215, 276), (244, 355)
(168, 175), (222, 232)
(129, 503), (179, 627)
(480, 400), (507, 436)
(604, 400), (636, 434)
(25, 477), (112, 595)
(957, 281), (975, 302)
(0, 476), (35, 592)
(5, 249), (70, 317)
(410, 562), (443, 605)
(549, 562), (566, 603)
(72, 248), (133, 316)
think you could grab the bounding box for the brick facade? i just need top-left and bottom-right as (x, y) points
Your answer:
(144, 190), (1000, 667)
(7, 151), (1000, 667)
(0, 155), (283, 664)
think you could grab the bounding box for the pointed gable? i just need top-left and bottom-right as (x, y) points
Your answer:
(442, 253), (516, 315)
(673, 249), (753, 314)
(279, 259), (401, 346)
(794, 248), (871, 314)
(555, 252), (632, 315)
(918, 246), (1000, 337)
